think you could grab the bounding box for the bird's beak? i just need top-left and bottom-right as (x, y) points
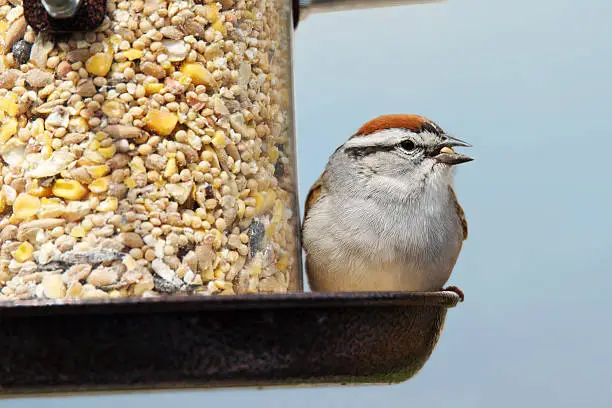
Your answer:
(434, 135), (473, 165)
(442, 135), (472, 148)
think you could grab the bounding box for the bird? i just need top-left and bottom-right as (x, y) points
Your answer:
(301, 114), (472, 298)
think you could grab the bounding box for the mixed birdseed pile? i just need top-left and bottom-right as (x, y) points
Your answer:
(0, 0), (300, 300)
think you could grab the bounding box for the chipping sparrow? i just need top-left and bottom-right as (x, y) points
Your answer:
(301, 114), (472, 296)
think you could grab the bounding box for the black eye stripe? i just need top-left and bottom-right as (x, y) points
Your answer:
(343, 144), (396, 159)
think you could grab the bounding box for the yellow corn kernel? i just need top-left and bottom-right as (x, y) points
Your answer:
(268, 146), (279, 164)
(41, 145), (53, 159)
(214, 267), (225, 280)
(52, 179), (89, 200)
(29, 185), (53, 198)
(164, 157), (177, 178)
(97, 197), (118, 212)
(13, 194), (41, 220)
(88, 139), (101, 151)
(39, 199), (66, 218)
(31, 118), (45, 137)
(0, 117), (18, 143)
(123, 49), (143, 61)
(249, 261), (262, 277)
(0, 99), (18, 117)
(85, 52), (113, 76)
(264, 189), (276, 210)
(0, 21), (8, 33)
(87, 165), (110, 178)
(211, 130), (227, 148)
(113, 61), (132, 73)
(98, 145), (117, 159)
(89, 176), (110, 194)
(204, 3), (220, 22)
(83, 149), (106, 164)
(12, 242), (34, 263)
(253, 192), (265, 214)
(109, 34), (122, 46)
(145, 110), (178, 136)
(124, 177), (137, 188)
(210, 229), (222, 248)
(101, 100), (125, 118)
(144, 83), (164, 95)
(71, 226), (87, 238)
(0, 192), (6, 213)
(181, 63), (216, 87)
(211, 20), (227, 37)
(129, 157), (146, 174)
(69, 117), (89, 133)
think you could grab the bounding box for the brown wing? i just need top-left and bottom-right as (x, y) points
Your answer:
(449, 185), (468, 240)
(304, 172), (325, 221)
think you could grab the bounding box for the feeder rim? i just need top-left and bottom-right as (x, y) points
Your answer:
(0, 290), (460, 317)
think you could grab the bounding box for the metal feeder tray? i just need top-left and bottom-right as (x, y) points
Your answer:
(0, 291), (460, 396)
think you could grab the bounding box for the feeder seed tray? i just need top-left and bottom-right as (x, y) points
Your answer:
(0, 290), (460, 396)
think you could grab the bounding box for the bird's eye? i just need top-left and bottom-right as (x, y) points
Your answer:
(398, 140), (416, 152)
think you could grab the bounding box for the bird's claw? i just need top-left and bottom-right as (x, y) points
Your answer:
(443, 286), (464, 302)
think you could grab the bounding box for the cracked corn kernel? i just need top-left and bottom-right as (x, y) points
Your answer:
(164, 157), (177, 178)
(212, 130), (227, 148)
(52, 179), (89, 200)
(0, 117), (18, 143)
(86, 53), (113, 76)
(97, 197), (118, 212)
(253, 192), (265, 214)
(124, 177), (137, 188)
(87, 165), (110, 178)
(98, 145), (117, 159)
(12, 242), (34, 263)
(212, 20), (227, 37)
(88, 139), (101, 151)
(71, 226), (87, 238)
(123, 49), (143, 61)
(0, 99), (18, 117)
(29, 181), (53, 198)
(39, 199), (66, 218)
(145, 110), (178, 136)
(204, 4), (220, 21)
(268, 146), (279, 164)
(144, 83), (164, 95)
(84, 150), (106, 164)
(129, 157), (146, 174)
(181, 63), (216, 87)
(89, 177), (111, 194)
(13, 194), (41, 220)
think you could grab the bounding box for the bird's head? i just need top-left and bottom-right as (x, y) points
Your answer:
(331, 114), (473, 196)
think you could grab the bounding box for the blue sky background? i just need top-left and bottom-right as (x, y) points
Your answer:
(6, 0), (612, 406)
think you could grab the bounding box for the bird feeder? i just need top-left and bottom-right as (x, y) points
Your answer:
(0, 0), (460, 396)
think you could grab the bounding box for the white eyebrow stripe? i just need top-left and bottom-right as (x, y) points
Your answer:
(345, 129), (413, 149)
